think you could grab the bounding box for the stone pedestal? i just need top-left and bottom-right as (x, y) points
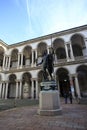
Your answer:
(38, 90), (62, 116)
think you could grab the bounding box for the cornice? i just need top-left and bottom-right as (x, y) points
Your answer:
(0, 39), (8, 48)
(8, 24), (87, 48)
(2, 58), (87, 74)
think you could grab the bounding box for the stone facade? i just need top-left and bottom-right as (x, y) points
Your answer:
(0, 25), (87, 100)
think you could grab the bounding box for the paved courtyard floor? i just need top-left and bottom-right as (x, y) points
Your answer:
(0, 100), (87, 130)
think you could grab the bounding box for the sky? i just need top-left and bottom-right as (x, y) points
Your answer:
(0, 0), (87, 45)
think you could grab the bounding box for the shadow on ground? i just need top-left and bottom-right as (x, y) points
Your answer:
(0, 99), (39, 111)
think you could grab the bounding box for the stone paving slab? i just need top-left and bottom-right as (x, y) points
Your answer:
(0, 101), (87, 130)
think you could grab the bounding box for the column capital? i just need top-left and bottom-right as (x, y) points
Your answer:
(32, 49), (35, 51)
(2, 81), (5, 83)
(19, 79), (22, 82)
(18, 52), (22, 54)
(5, 81), (9, 83)
(66, 41), (71, 44)
(34, 48), (37, 51)
(74, 73), (78, 77)
(68, 73), (76, 77)
(31, 78), (38, 81)
(15, 80), (20, 82)
(47, 45), (51, 48)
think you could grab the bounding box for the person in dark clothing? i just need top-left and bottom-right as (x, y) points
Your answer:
(64, 91), (72, 104)
(69, 91), (73, 104)
(64, 92), (68, 104)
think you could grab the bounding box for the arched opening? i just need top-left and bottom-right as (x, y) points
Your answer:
(8, 74), (16, 98)
(77, 65), (87, 97)
(37, 42), (47, 63)
(53, 38), (66, 60)
(10, 49), (18, 68)
(38, 70), (43, 91)
(56, 68), (70, 97)
(71, 34), (85, 57)
(22, 72), (32, 99)
(56, 47), (66, 59)
(72, 44), (83, 56)
(0, 46), (4, 67)
(23, 46), (32, 66)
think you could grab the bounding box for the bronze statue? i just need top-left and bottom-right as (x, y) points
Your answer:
(37, 48), (54, 81)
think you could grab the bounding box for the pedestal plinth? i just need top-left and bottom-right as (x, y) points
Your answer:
(38, 90), (62, 116)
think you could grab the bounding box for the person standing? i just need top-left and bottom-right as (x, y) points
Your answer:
(64, 92), (68, 104)
(69, 91), (73, 104)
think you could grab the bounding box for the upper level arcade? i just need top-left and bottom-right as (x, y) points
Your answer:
(0, 25), (87, 72)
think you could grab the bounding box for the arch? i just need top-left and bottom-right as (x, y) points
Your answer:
(8, 74), (17, 98)
(0, 46), (4, 67)
(11, 48), (19, 56)
(53, 38), (65, 49)
(70, 33), (85, 47)
(76, 65), (87, 97)
(22, 72), (31, 83)
(71, 34), (85, 57)
(56, 47), (66, 59)
(10, 49), (18, 68)
(37, 70), (43, 83)
(23, 46), (32, 66)
(37, 42), (47, 57)
(56, 68), (70, 97)
(22, 72), (32, 98)
(37, 70), (46, 92)
(9, 74), (17, 81)
(53, 38), (66, 60)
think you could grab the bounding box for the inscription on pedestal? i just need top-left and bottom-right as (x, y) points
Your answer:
(40, 81), (57, 91)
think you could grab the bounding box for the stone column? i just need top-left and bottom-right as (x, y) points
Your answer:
(5, 82), (8, 99)
(16, 81), (19, 99)
(84, 38), (87, 57)
(2, 82), (5, 99)
(0, 83), (2, 98)
(6, 56), (9, 69)
(17, 53), (20, 68)
(19, 80), (22, 99)
(36, 80), (38, 99)
(8, 55), (11, 69)
(74, 74), (81, 98)
(69, 75), (75, 99)
(35, 49), (37, 65)
(32, 49), (34, 67)
(3, 55), (6, 69)
(84, 38), (87, 49)
(57, 78), (60, 95)
(64, 44), (69, 61)
(47, 46), (50, 54)
(5, 56), (7, 68)
(69, 42), (74, 60)
(20, 53), (23, 68)
(31, 80), (34, 99)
